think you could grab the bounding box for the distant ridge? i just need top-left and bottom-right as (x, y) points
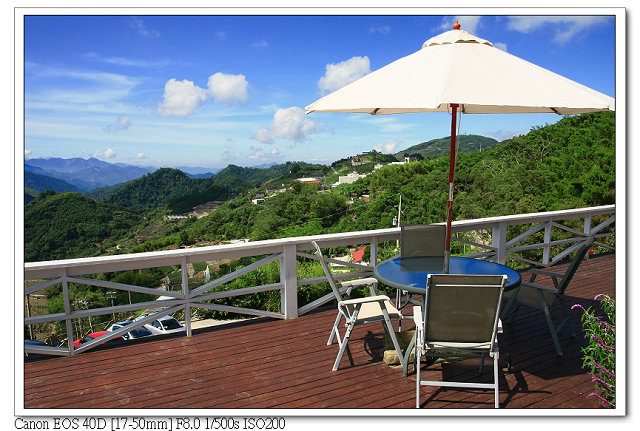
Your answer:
(395, 135), (499, 160)
(25, 157), (153, 191)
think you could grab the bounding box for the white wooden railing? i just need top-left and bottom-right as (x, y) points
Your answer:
(23, 205), (615, 356)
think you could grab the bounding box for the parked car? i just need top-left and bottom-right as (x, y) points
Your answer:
(134, 315), (185, 335)
(73, 330), (123, 348)
(106, 321), (154, 340)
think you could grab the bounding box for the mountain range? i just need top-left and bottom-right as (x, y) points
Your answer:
(23, 134), (496, 202)
(395, 134), (499, 160)
(24, 157), (223, 192)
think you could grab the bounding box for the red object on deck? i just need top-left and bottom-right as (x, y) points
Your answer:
(352, 248), (365, 263)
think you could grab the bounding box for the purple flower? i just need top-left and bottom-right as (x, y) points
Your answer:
(589, 361), (615, 378)
(588, 372), (613, 389)
(588, 392), (615, 408)
(591, 335), (615, 351)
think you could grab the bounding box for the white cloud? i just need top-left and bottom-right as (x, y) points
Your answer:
(156, 73), (250, 116)
(118, 116), (131, 129)
(207, 72), (249, 105)
(318, 56), (370, 94)
(251, 40), (269, 48)
(130, 18), (160, 38)
(104, 116), (132, 133)
(254, 107), (322, 143)
(373, 138), (403, 154)
(493, 42), (508, 52)
(136, 152), (146, 159)
(271, 148), (279, 155)
(248, 148), (264, 160)
(369, 25), (391, 34)
(157, 79), (207, 117)
(84, 52), (171, 68)
(25, 149), (31, 157)
(93, 148), (117, 159)
(505, 16), (610, 44)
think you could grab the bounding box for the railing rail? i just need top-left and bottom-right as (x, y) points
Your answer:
(24, 205), (615, 356)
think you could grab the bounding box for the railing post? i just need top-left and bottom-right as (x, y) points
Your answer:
(281, 244), (298, 320)
(62, 271), (75, 356)
(370, 239), (378, 267)
(543, 221), (553, 266)
(182, 257), (192, 337)
(584, 215), (592, 235)
(492, 222), (507, 265)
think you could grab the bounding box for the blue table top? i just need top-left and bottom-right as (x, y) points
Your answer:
(374, 256), (521, 293)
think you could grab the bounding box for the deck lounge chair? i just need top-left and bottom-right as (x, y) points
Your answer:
(414, 274), (506, 408)
(311, 240), (405, 371)
(501, 237), (595, 356)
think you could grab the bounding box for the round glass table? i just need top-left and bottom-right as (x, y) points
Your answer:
(374, 256), (521, 294)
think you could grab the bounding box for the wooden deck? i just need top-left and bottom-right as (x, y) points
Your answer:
(23, 253), (616, 411)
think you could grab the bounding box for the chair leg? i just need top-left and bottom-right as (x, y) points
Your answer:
(493, 351), (500, 408)
(416, 344), (421, 408)
(327, 312), (343, 346)
(381, 308), (405, 365)
(543, 306), (564, 356)
(332, 320), (355, 371)
(558, 298), (576, 337)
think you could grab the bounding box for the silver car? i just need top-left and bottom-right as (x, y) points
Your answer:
(107, 321), (154, 340)
(135, 315), (185, 335)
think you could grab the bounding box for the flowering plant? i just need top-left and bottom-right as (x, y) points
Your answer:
(572, 294), (615, 408)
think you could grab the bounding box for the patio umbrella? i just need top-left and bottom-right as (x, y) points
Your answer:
(305, 22), (614, 271)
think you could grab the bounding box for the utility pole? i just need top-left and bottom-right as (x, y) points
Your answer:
(395, 194), (402, 249)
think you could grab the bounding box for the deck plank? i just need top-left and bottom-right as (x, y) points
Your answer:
(23, 253), (616, 411)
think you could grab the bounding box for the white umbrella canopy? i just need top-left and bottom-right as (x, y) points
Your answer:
(305, 22), (614, 271)
(306, 26), (614, 115)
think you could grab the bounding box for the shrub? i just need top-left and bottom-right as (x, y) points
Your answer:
(572, 294), (615, 408)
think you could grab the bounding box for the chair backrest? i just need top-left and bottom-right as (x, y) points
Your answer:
(401, 224), (446, 258)
(424, 274), (506, 345)
(311, 241), (344, 303)
(556, 237), (595, 296)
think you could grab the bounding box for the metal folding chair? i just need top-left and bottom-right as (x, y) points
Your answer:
(414, 274), (506, 408)
(312, 241), (404, 371)
(501, 237), (595, 356)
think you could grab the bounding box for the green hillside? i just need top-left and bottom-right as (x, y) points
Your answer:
(396, 134), (499, 160)
(25, 191), (143, 262)
(24, 112), (615, 262)
(102, 168), (217, 211)
(93, 162), (330, 213)
(170, 111), (615, 245)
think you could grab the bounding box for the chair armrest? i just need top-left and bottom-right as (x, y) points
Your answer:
(520, 281), (560, 294)
(412, 306), (423, 328)
(339, 295), (390, 306)
(527, 268), (563, 288)
(529, 268), (565, 277)
(339, 277), (378, 288)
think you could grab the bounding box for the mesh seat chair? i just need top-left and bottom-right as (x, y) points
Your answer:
(396, 224), (447, 323)
(311, 241), (405, 371)
(414, 274), (507, 409)
(400, 224), (447, 258)
(501, 237), (595, 356)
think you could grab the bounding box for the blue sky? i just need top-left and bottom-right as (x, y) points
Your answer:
(22, 11), (618, 170)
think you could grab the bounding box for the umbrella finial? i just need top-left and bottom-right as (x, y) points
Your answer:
(453, 21), (461, 30)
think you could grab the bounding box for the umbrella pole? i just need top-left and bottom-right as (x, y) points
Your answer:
(444, 103), (459, 273)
